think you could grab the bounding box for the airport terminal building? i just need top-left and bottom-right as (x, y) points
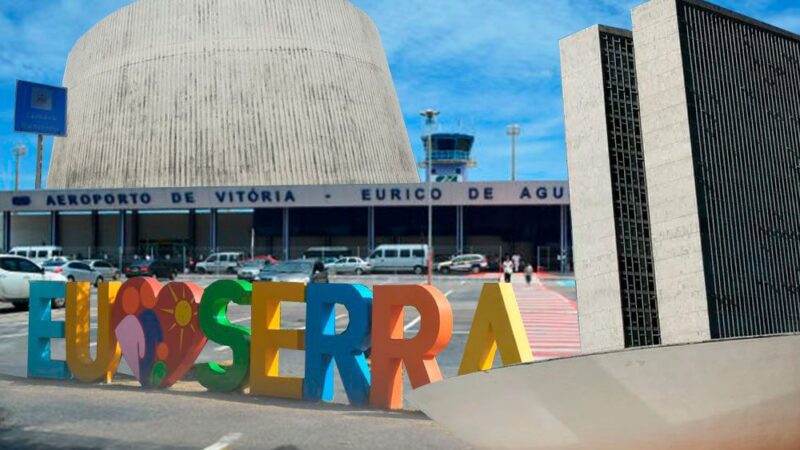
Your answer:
(0, 182), (571, 269)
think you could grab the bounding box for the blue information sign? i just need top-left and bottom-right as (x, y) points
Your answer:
(14, 80), (68, 137)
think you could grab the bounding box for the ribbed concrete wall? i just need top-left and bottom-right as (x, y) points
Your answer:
(48, 0), (419, 189)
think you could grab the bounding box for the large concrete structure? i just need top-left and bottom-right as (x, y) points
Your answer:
(47, 0), (418, 189)
(561, 26), (660, 353)
(563, 0), (800, 349)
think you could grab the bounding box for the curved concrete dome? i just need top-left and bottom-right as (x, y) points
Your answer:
(48, 0), (419, 188)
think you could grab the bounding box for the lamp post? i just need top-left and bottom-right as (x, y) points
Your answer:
(420, 109), (439, 286)
(507, 124), (521, 181)
(12, 145), (27, 192)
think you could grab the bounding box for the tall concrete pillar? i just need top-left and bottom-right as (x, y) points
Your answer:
(91, 211), (99, 257)
(2, 212), (11, 252)
(118, 211), (127, 267)
(282, 208), (290, 260)
(209, 209), (218, 254)
(367, 207), (376, 253)
(560, 205), (569, 273)
(456, 206), (465, 255)
(49, 212), (60, 246)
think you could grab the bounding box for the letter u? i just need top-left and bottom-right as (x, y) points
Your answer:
(66, 282), (122, 383)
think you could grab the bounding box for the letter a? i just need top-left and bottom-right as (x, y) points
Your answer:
(458, 283), (533, 375)
(66, 282), (122, 383)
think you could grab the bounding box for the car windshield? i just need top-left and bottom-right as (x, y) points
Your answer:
(263, 262), (313, 274)
(131, 260), (152, 268)
(243, 261), (263, 268)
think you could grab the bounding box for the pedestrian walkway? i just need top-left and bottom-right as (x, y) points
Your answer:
(512, 275), (581, 360)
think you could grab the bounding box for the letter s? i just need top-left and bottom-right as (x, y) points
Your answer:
(194, 280), (252, 392)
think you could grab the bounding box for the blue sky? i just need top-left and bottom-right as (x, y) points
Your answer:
(0, 0), (798, 188)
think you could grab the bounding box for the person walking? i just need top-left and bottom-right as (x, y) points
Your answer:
(524, 262), (534, 286)
(512, 253), (521, 273)
(503, 256), (514, 283)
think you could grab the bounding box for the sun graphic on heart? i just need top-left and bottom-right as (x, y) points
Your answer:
(157, 284), (199, 359)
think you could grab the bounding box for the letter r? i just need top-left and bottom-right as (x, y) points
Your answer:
(370, 285), (452, 410)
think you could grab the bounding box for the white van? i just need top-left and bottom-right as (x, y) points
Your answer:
(367, 244), (429, 274)
(9, 246), (64, 265)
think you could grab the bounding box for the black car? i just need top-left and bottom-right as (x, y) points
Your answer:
(124, 260), (178, 280)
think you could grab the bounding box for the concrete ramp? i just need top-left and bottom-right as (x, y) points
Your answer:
(409, 334), (800, 450)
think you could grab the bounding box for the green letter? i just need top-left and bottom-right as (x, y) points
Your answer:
(194, 280), (252, 392)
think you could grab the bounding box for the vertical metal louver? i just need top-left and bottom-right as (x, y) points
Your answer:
(677, 0), (800, 338)
(599, 29), (661, 347)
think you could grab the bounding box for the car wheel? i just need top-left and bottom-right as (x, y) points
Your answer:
(442, 267), (450, 274)
(471, 266), (481, 274)
(51, 297), (66, 309)
(355, 268), (364, 276)
(67, 276), (75, 282)
(414, 266), (424, 275)
(12, 302), (28, 311)
(226, 267), (236, 274)
(95, 276), (104, 287)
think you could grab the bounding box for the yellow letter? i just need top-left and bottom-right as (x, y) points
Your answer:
(458, 283), (533, 375)
(250, 282), (305, 399)
(66, 282), (122, 383)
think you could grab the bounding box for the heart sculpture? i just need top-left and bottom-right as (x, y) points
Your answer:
(111, 277), (207, 388)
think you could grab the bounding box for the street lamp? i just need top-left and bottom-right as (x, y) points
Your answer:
(420, 109), (439, 286)
(12, 145), (27, 192)
(507, 124), (521, 181)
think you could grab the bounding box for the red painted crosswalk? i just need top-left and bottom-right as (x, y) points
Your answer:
(511, 275), (580, 360)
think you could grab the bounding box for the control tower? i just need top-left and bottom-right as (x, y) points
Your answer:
(419, 133), (477, 182)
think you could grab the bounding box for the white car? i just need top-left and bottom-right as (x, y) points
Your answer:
(195, 252), (244, 274)
(0, 255), (68, 310)
(327, 257), (372, 275)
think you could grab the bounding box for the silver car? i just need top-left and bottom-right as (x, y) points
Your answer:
(58, 261), (103, 286)
(327, 257), (371, 275)
(237, 259), (268, 281)
(255, 260), (329, 284)
(83, 260), (121, 281)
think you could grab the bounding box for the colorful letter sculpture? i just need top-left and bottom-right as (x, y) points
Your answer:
(370, 285), (453, 410)
(111, 277), (206, 388)
(458, 283), (533, 375)
(28, 281), (70, 380)
(66, 282), (122, 383)
(304, 284), (372, 405)
(195, 280), (252, 393)
(250, 282), (306, 400)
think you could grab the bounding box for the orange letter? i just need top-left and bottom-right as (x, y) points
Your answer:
(66, 282), (122, 383)
(370, 285), (452, 409)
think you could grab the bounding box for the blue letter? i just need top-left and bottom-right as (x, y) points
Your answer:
(28, 282), (70, 380)
(304, 284), (372, 405)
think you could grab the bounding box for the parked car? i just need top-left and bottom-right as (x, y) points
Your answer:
(56, 261), (103, 286)
(437, 254), (489, 274)
(0, 255), (68, 309)
(327, 257), (372, 275)
(237, 259), (269, 281)
(42, 258), (69, 273)
(83, 260), (121, 281)
(195, 252), (244, 274)
(303, 247), (351, 261)
(367, 244), (429, 274)
(124, 260), (178, 280)
(9, 246), (64, 265)
(255, 260), (328, 284)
